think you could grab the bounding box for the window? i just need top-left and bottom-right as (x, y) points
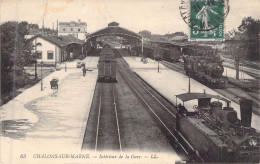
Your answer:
(63, 28), (66, 31)
(37, 51), (42, 59)
(47, 51), (54, 59)
(78, 28), (80, 32)
(71, 28), (73, 31)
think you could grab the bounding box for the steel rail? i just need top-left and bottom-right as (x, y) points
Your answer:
(123, 73), (189, 154)
(113, 85), (122, 152)
(117, 57), (203, 161)
(95, 84), (122, 152)
(95, 92), (102, 152)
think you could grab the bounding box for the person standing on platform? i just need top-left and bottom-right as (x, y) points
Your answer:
(82, 67), (86, 76)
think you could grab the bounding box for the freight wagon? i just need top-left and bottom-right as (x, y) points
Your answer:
(100, 44), (114, 57)
(97, 58), (117, 83)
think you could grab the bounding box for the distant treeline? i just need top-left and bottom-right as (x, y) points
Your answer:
(138, 30), (187, 41)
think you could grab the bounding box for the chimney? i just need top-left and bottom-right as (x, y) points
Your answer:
(42, 19), (44, 35)
(57, 20), (59, 35)
(239, 98), (253, 127)
(78, 19), (81, 23)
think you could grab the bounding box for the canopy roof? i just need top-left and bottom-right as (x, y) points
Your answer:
(30, 34), (84, 47)
(146, 40), (197, 48)
(86, 26), (142, 42)
(176, 92), (230, 102)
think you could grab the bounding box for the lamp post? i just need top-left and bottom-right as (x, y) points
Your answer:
(158, 60), (160, 73)
(35, 60), (38, 79)
(188, 72), (191, 93)
(41, 61), (43, 91)
(65, 62), (67, 72)
(32, 45), (38, 80)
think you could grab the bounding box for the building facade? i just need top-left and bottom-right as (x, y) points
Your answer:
(58, 20), (87, 41)
(30, 35), (84, 65)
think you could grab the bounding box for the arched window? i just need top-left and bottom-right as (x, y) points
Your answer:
(36, 42), (42, 47)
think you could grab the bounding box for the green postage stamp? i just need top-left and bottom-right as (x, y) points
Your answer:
(180, 0), (229, 41)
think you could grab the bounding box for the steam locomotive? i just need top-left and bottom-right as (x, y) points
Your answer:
(183, 55), (227, 88)
(176, 92), (260, 163)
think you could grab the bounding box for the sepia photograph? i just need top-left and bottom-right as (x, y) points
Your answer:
(0, 0), (259, 163)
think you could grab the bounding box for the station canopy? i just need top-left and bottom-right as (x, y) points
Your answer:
(86, 22), (142, 43)
(176, 92), (230, 102)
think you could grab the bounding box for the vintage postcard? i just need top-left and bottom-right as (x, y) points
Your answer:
(0, 0), (259, 163)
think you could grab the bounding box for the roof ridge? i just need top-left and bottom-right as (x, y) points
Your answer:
(29, 34), (84, 47)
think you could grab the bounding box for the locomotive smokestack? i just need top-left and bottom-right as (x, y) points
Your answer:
(239, 98), (253, 127)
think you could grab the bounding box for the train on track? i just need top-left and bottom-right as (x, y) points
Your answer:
(97, 45), (117, 83)
(183, 55), (227, 88)
(175, 92), (260, 163)
(131, 45), (181, 62)
(131, 42), (227, 88)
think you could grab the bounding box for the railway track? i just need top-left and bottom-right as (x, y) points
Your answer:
(95, 83), (122, 151)
(221, 57), (260, 79)
(117, 56), (203, 162)
(82, 83), (122, 152)
(223, 64), (260, 79)
(161, 60), (260, 115)
(222, 56), (260, 70)
(161, 60), (185, 74)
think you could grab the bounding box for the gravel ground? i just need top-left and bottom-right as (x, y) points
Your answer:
(83, 62), (177, 153)
(115, 70), (176, 153)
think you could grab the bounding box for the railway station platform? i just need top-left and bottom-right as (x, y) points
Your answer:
(123, 56), (260, 131)
(0, 57), (99, 164)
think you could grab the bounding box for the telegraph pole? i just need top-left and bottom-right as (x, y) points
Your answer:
(188, 72), (191, 93)
(35, 60), (38, 79)
(141, 37), (144, 56)
(234, 48), (240, 80)
(42, 19), (44, 35)
(158, 60), (159, 73)
(0, 36), (2, 105)
(41, 61), (43, 91)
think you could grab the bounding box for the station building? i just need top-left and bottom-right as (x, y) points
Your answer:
(30, 35), (84, 65)
(58, 20), (87, 41)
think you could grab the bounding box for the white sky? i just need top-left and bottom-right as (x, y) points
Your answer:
(0, 0), (259, 34)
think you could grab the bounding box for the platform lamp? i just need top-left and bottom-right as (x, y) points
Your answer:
(188, 72), (191, 93)
(158, 59), (160, 73)
(41, 61), (43, 91)
(157, 52), (161, 73)
(32, 45), (38, 79)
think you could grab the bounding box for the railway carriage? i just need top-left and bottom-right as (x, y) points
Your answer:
(131, 45), (180, 61)
(148, 47), (164, 60)
(162, 47), (181, 62)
